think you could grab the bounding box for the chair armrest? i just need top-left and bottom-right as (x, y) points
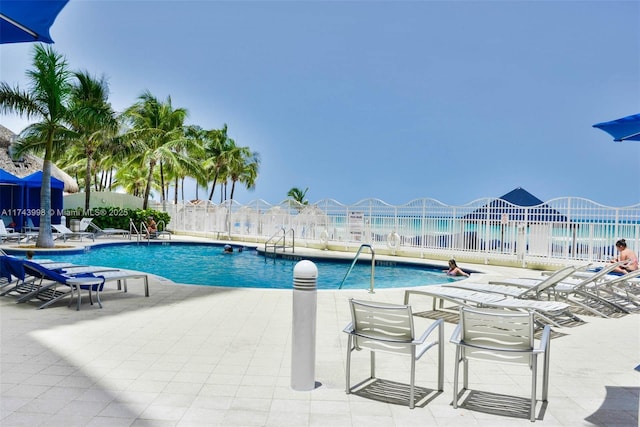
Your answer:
(414, 318), (443, 345)
(343, 322), (354, 334)
(449, 323), (462, 345)
(534, 324), (551, 354)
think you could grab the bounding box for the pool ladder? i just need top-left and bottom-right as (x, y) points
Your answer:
(339, 244), (375, 293)
(264, 227), (295, 259)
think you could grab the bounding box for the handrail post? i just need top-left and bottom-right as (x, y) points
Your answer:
(339, 244), (375, 293)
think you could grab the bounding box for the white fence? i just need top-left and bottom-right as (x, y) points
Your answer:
(157, 197), (640, 265)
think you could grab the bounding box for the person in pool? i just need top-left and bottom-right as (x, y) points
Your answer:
(445, 259), (469, 277)
(610, 239), (638, 274)
(223, 244), (233, 253)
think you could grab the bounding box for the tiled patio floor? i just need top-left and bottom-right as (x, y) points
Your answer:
(1, 243), (638, 426)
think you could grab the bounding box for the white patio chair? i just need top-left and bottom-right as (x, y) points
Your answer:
(450, 306), (551, 422)
(343, 298), (444, 409)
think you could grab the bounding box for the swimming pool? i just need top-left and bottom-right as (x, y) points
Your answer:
(37, 243), (458, 290)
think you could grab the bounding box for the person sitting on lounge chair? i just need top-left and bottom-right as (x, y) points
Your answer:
(445, 259), (469, 277)
(146, 216), (157, 238)
(611, 239), (638, 274)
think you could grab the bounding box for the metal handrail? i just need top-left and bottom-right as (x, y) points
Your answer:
(264, 227), (295, 258)
(339, 244), (375, 293)
(139, 221), (151, 244)
(129, 219), (140, 242)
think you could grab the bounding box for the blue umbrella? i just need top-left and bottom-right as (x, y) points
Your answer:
(592, 113), (640, 142)
(0, 0), (69, 44)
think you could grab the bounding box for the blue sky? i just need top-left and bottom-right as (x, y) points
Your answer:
(1, 0), (639, 207)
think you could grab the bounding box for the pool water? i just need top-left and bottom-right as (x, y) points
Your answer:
(43, 243), (458, 290)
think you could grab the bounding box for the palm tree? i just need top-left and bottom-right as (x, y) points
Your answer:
(228, 147), (260, 201)
(202, 124), (230, 202)
(122, 91), (189, 209)
(171, 125), (206, 203)
(287, 187), (309, 205)
(67, 71), (117, 211)
(0, 45), (72, 248)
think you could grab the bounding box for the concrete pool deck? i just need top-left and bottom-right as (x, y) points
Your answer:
(1, 238), (638, 426)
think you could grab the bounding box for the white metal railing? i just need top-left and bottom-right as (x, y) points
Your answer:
(156, 197), (640, 265)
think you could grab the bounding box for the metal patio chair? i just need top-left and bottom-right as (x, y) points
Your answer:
(343, 298), (444, 409)
(450, 306), (551, 422)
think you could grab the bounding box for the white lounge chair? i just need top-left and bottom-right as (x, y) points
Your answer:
(446, 266), (579, 300)
(486, 265), (580, 290)
(404, 286), (582, 328)
(52, 224), (95, 241)
(450, 306), (551, 422)
(80, 218), (131, 239)
(343, 298), (444, 409)
(0, 221), (24, 242)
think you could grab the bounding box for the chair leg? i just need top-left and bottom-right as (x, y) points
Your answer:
(531, 355), (537, 422)
(370, 350), (376, 379)
(96, 286), (102, 308)
(345, 336), (352, 394)
(409, 356), (416, 409)
(463, 357), (468, 390)
(453, 346), (461, 408)
(542, 342), (550, 401)
(437, 321), (444, 391)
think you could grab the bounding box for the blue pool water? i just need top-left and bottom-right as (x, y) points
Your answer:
(40, 243), (457, 290)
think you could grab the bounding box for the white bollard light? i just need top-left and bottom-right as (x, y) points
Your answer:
(291, 260), (318, 391)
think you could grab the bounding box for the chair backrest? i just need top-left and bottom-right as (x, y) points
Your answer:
(24, 260), (71, 284)
(80, 218), (94, 232)
(52, 224), (73, 234)
(349, 298), (415, 355)
(1, 256), (25, 281)
(532, 265), (577, 293)
(605, 269), (640, 285)
(1, 215), (12, 227)
(459, 307), (535, 365)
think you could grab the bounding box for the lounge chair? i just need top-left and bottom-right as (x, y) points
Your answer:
(86, 269), (150, 297)
(445, 265), (580, 300)
(549, 276), (634, 318)
(0, 221), (25, 242)
(404, 286), (582, 328)
(0, 256), (41, 296)
(18, 260), (106, 310)
(52, 223), (95, 241)
(450, 307), (551, 422)
(499, 262), (636, 317)
(486, 265), (580, 290)
(594, 269), (640, 307)
(343, 298), (444, 409)
(0, 255), (30, 292)
(80, 218), (131, 239)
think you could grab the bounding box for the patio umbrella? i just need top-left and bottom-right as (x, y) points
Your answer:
(592, 113), (640, 142)
(0, 0), (69, 44)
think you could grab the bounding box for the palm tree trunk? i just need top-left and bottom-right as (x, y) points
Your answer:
(159, 162), (166, 202)
(84, 155), (92, 211)
(143, 163), (155, 210)
(36, 159), (55, 248)
(174, 177), (179, 204)
(208, 172), (219, 201)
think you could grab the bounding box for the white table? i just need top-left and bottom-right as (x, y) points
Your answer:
(66, 277), (104, 311)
